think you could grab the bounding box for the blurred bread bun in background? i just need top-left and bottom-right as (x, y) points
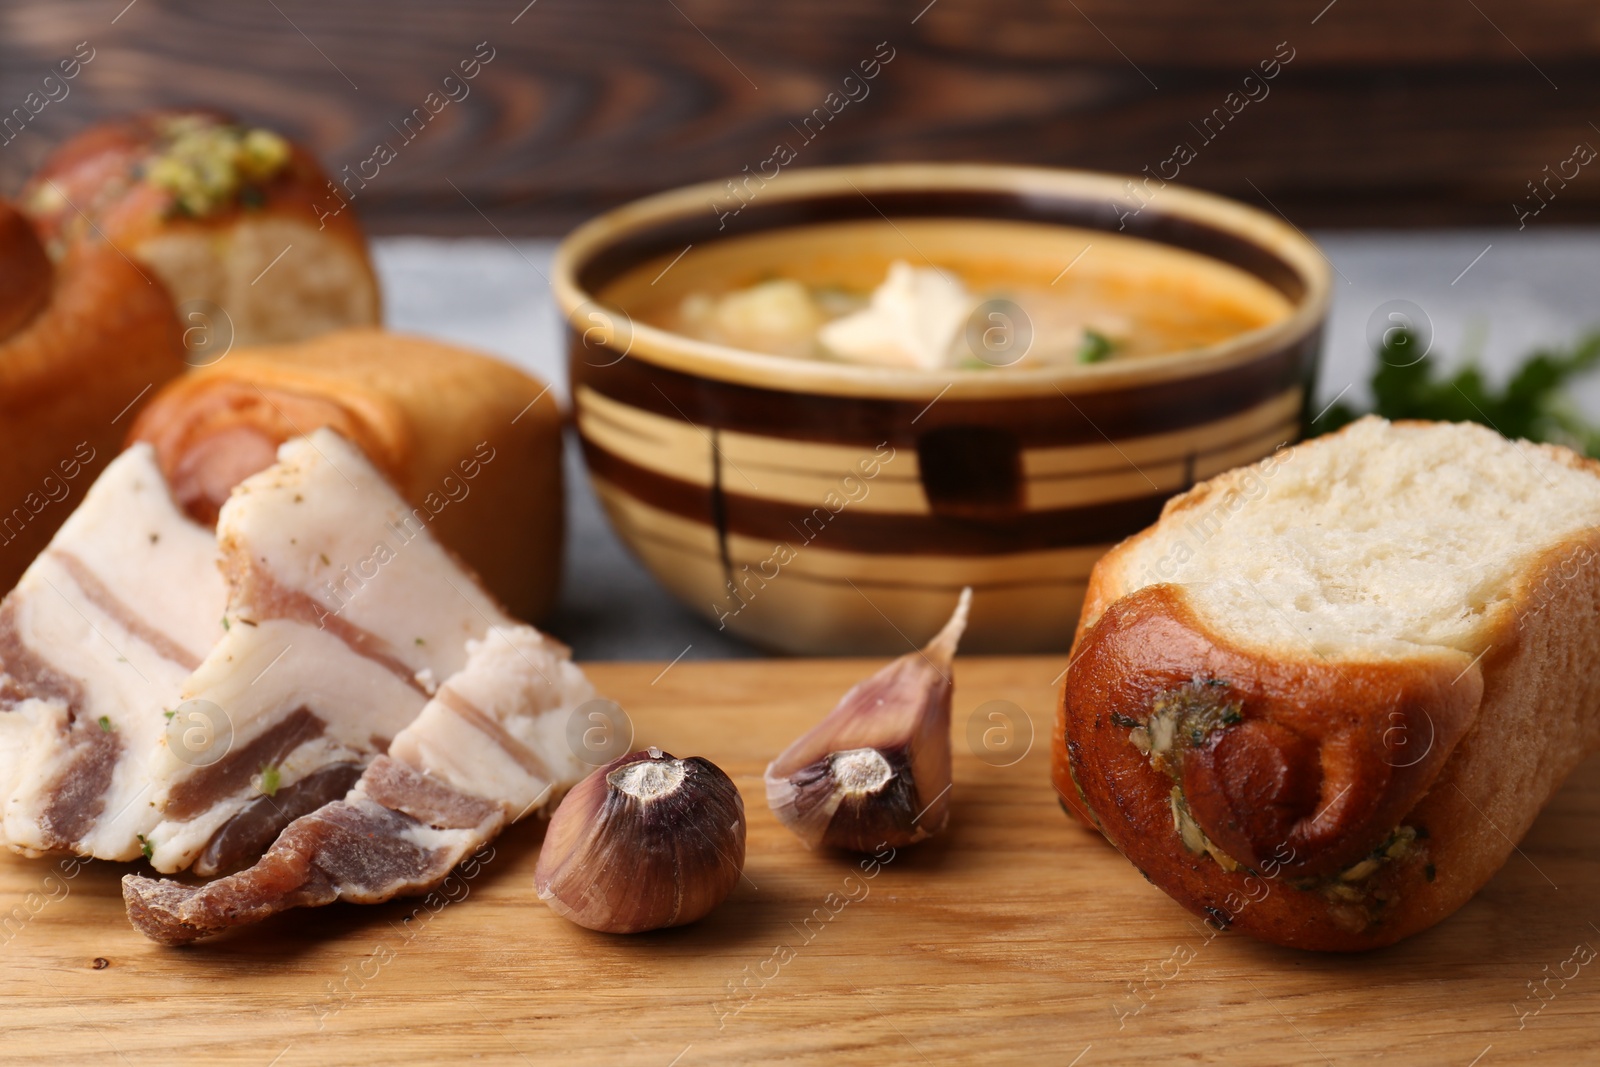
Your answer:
(129, 328), (565, 621)
(20, 109), (379, 347)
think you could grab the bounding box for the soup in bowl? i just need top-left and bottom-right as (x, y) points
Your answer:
(614, 218), (1293, 370)
(553, 164), (1330, 655)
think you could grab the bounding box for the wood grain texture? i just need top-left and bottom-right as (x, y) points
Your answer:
(1, 0), (1597, 231)
(0, 655), (1594, 1064)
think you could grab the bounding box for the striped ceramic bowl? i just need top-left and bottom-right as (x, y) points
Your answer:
(552, 164), (1330, 655)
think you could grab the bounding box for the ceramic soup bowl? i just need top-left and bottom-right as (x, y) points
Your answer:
(553, 164), (1330, 655)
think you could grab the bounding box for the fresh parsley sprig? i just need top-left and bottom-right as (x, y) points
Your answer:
(1318, 328), (1600, 457)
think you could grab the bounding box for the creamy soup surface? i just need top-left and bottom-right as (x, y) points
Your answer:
(600, 219), (1294, 371)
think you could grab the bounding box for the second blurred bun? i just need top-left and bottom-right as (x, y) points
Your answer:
(128, 329), (565, 621)
(21, 109), (379, 347)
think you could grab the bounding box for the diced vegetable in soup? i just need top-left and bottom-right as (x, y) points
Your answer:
(679, 279), (821, 360)
(605, 220), (1292, 370)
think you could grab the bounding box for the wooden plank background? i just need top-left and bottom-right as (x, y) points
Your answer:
(1, 0), (1598, 234)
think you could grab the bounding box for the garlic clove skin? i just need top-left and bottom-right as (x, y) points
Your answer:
(535, 747), (746, 934)
(765, 588), (970, 851)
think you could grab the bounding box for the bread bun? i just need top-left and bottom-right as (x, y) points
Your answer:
(1054, 417), (1600, 949)
(0, 200), (184, 591)
(127, 328), (565, 621)
(20, 109), (379, 347)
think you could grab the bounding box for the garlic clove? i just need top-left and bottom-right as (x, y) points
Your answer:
(765, 588), (970, 851)
(534, 747), (746, 934)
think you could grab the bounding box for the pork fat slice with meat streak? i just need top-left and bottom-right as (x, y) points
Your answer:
(142, 429), (515, 875)
(0, 444), (225, 862)
(124, 624), (594, 944)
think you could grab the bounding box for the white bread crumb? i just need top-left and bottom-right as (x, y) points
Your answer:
(1109, 417), (1600, 658)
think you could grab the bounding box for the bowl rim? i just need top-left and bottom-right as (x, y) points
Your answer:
(552, 162), (1332, 401)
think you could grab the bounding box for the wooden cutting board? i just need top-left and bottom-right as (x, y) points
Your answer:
(1, 655), (1595, 1066)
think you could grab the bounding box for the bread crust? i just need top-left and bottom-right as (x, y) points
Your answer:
(127, 328), (565, 621)
(1053, 421), (1600, 950)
